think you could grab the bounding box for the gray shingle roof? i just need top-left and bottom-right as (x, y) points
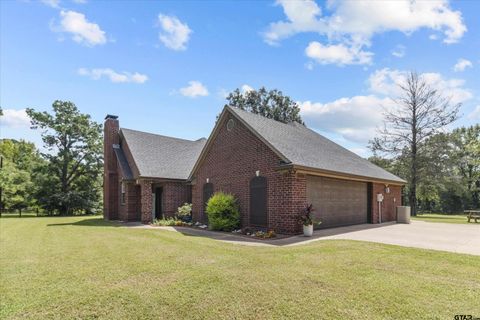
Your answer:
(228, 106), (406, 184)
(121, 128), (206, 180)
(113, 145), (134, 180)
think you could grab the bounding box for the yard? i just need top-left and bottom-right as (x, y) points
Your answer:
(1, 217), (479, 319)
(412, 213), (472, 224)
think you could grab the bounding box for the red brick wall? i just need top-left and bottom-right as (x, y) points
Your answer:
(118, 181), (141, 221)
(191, 111), (305, 234)
(140, 180), (153, 224)
(162, 182), (191, 217)
(103, 118), (119, 220)
(371, 183), (402, 223)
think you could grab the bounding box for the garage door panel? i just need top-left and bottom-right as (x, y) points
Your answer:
(307, 176), (367, 228)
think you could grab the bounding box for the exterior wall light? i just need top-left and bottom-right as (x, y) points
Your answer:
(206, 178), (209, 183)
(256, 170), (260, 177)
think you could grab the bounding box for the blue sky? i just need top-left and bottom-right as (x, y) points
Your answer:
(1, 0), (479, 156)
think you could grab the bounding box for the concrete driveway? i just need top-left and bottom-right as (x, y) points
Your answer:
(126, 220), (480, 255)
(287, 220), (480, 256)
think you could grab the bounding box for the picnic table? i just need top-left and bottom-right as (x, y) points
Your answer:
(464, 210), (480, 223)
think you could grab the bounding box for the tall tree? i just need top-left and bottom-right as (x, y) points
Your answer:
(27, 101), (103, 215)
(0, 139), (43, 215)
(370, 72), (460, 215)
(225, 87), (303, 124)
(450, 125), (480, 209)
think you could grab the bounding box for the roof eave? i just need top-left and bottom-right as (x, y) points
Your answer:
(277, 163), (406, 186)
(136, 176), (189, 182)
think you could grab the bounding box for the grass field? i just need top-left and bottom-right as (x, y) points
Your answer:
(412, 213), (472, 224)
(1, 216), (479, 319)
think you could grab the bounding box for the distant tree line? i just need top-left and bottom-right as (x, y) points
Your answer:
(0, 101), (103, 216)
(1, 83), (477, 217)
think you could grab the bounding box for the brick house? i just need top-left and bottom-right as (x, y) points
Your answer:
(104, 106), (405, 234)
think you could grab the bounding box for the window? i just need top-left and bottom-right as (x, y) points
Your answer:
(227, 118), (235, 131)
(121, 182), (126, 205)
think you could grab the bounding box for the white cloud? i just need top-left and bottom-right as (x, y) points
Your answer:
(468, 105), (480, 120)
(53, 10), (106, 46)
(73, 0), (87, 3)
(0, 109), (30, 128)
(300, 96), (395, 144)
(265, 0), (466, 65)
(368, 68), (472, 104)
(41, 0), (60, 8)
(179, 81), (209, 97)
(241, 84), (254, 93)
(305, 41), (372, 65)
(453, 58), (472, 72)
(78, 68), (148, 83)
(299, 68), (473, 145)
(157, 14), (191, 51)
(391, 45), (406, 58)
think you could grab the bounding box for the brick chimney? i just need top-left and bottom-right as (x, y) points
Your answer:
(104, 115), (119, 220)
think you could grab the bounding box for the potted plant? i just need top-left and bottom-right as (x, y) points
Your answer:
(298, 204), (320, 237)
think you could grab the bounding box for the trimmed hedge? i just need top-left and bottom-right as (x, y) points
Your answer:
(205, 192), (240, 231)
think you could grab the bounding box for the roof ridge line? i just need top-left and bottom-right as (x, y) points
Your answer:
(121, 127), (203, 143)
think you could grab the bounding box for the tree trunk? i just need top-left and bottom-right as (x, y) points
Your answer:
(410, 112), (418, 216)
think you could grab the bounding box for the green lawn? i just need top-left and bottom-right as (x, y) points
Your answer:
(412, 213), (472, 224)
(1, 217), (479, 319)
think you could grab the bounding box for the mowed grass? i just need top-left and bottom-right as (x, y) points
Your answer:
(1, 217), (479, 320)
(412, 213), (473, 224)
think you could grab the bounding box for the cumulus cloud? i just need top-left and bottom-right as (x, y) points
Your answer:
(368, 68), (472, 104)
(78, 68), (148, 83)
(179, 81), (209, 97)
(53, 10), (106, 46)
(299, 68), (472, 145)
(264, 0), (466, 65)
(157, 14), (191, 51)
(0, 109), (30, 128)
(453, 58), (472, 72)
(300, 96), (395, 144)
(305, 41), (372, 65)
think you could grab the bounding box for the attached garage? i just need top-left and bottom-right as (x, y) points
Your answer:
(307, 176), (368, 228)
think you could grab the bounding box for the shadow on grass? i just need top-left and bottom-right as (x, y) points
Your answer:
(47, 217), (122, 227)
(130, 222), (398, 246)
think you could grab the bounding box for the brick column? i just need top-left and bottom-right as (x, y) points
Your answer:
(140, 180), (153, 224)
(103, 115), (119, 220)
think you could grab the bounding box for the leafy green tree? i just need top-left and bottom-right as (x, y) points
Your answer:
(0, 139), (42, 215)
(370, 72), (460, 215)
(225, 87), (303, 124)
(371, 125), (479, 213)
(450, 125), (480, 209)
(26, 101), (103, 215)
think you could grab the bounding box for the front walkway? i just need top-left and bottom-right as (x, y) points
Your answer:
(124, 220), (480, 255)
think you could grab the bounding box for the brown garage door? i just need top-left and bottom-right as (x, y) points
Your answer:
(306, 176), (368, 228)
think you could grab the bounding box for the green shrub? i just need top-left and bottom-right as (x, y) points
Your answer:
(177, 203), (192, 220)
(153, 218), (183, 226)
(206, 192), (240, 231)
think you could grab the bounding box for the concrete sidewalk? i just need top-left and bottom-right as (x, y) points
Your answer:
(124, 220), (480, 255)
